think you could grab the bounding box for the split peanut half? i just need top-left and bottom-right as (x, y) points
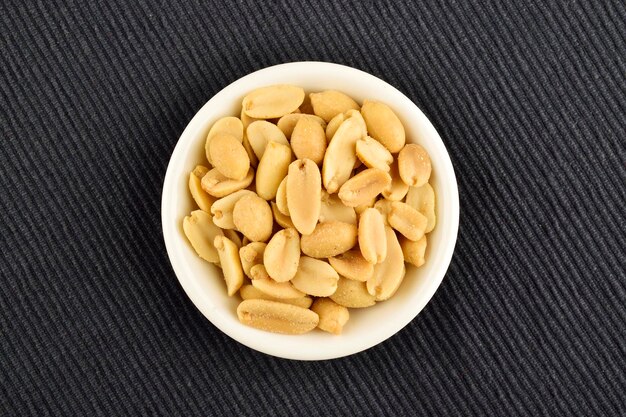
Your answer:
(237, 299), (318, 335)
(242, 85), (305, 119)
(287, 159), (322, 235)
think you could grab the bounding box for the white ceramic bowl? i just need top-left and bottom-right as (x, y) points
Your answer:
(162, 62), (459, 360)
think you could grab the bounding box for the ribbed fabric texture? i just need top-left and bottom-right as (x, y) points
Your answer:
(1, 0), (625, 415)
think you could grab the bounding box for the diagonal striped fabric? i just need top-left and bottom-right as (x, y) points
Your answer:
(0, 0), (624, 415)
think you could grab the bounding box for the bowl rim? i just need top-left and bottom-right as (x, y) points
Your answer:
(161, 61), (459, 360)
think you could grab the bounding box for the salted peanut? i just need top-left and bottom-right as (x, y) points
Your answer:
(237, 299), (318, 335)
(189, 165), (216, 212)
(250, 265), (305, 299)
(271, 202), (296, 229)
(388, 201), (427, 241)
(406, 183), (436, 233)
(210, 189), (255, 229)
(239, 285), (313, 309)
(300, 221), (357, 258)
(367, 226), (405, 301)
(183, 210), (224, 263)
(291, 256), (339, 297)
(287, 159), (321, 235)
(277, 113), (325, 138)
(319, 191), (357, 225)
(255, 141), (291, 200)
(356, 136), (393, 172)
(382, 160), (409, 201)
(311, 298), (349, 335)
(232, 194), (273, 242)
(209, 133), (250, 180)
(360, 100), (405, 153)
(401, 235), (427, 267)
(239, 242), (267, 277)
(330, 277), (376, 308)
(275, 177), (290, 216)
(358, 208), (387, 264)
(291, 117), (327, 165)
(322, 117), (363, 193)
(242, 85), (305, 119)
(201, 167), (254, 197)
(328, 249), (374, 282)
(338, 168), (391, 207)
(205, 117), (244, 164)
(246, 121), (289, 160)
(373, 199), (394, 225)
(325, 113), (345, 142)
(264, 228), (301, 282)
(398, 143), (432, 187)
(214, 235), (244, 296)
(310, 90), (360, 122)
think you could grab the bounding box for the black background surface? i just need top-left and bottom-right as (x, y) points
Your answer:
(1, 1), (625, 415)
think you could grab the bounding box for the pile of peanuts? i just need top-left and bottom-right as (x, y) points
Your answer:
(183, 85), (436, 335)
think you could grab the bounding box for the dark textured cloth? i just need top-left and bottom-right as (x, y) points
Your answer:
(1, 0), (625, 415)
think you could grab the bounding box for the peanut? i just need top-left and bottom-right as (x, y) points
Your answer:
(300, 221), (357, 258)
(287, 159), (321, 235)
(183, 210), (224, 264)
(358, 208), (387, 264)
(405, 183), (436, 233)
(205, 116), (244, 164)
(388, 202), (427, 241)
(311, 298), (349, 335)
(330, 277), (376, 308)
(189, 165), (216, 212)
(328, 249), (374, 282)
(310, 90), (360, 122)
(400, 235), (427, 267)
(263, 228), (301, 282)
(322, 117), (362, 193)
(366, 226), (405, 301)
(360, 100), (405, 152)
(242, 85), (305, 119)
(291, 256), (339, 297)
(338, 168), (391, 208)
(209, 133), (250, 180)
(356, 136), (393, 172)
(214, 235), (245, 296)
(398, 144), (432, 187)
(232, 194), (273, 242)
(237, 299), (318, 335)
(255, 141), (291, 200)
(291, 117), (327, 165)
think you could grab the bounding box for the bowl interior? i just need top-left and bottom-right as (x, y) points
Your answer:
(162, 62), (459, 360)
